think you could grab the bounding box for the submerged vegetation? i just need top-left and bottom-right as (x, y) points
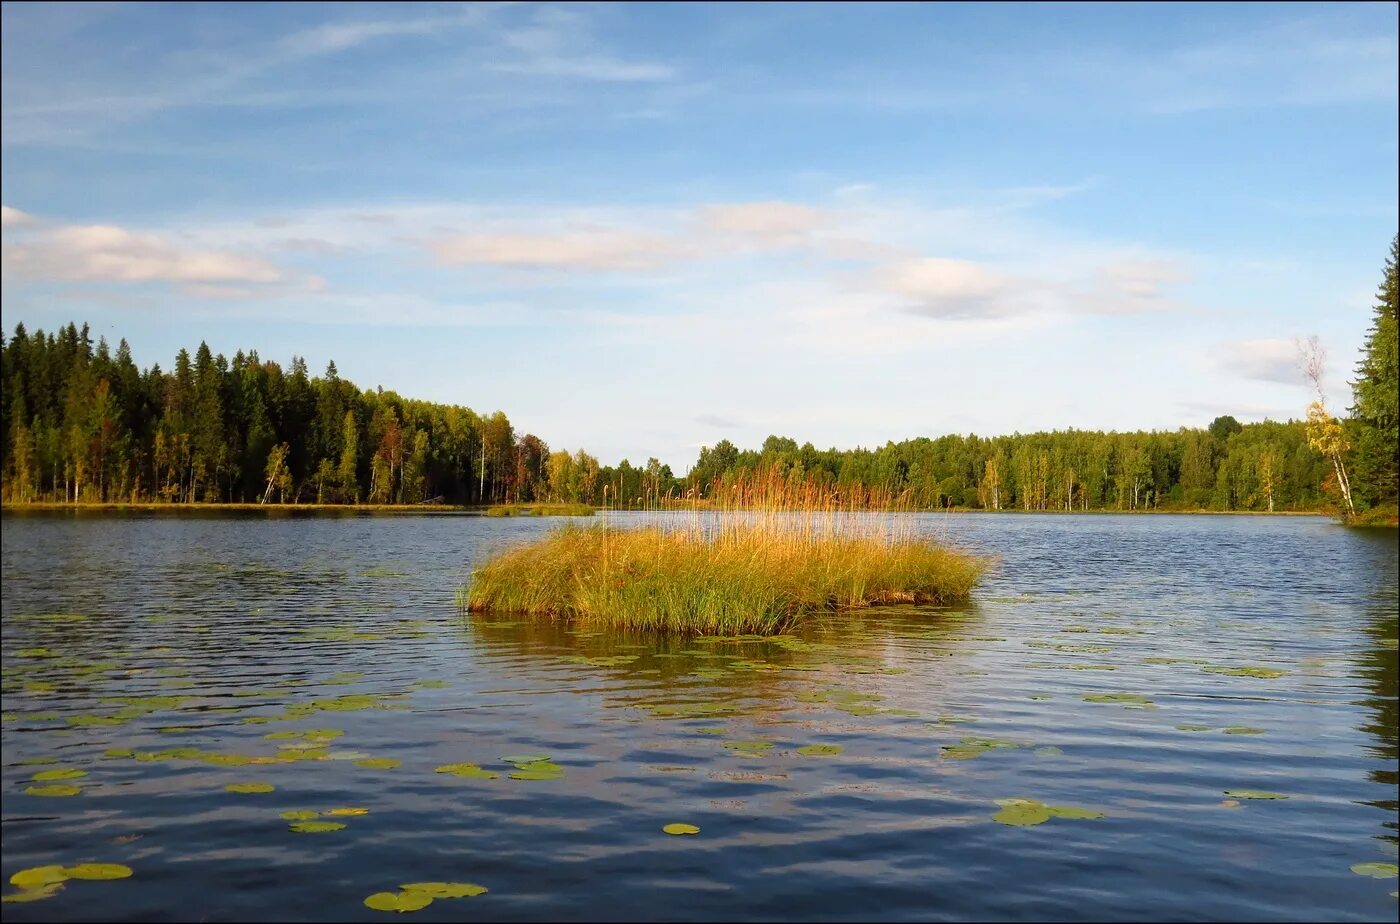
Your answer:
(484, 503), (594, 518)
(463, 469), (989, 634)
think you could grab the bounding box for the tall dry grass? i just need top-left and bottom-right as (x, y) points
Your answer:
(462, 466), (990, 634)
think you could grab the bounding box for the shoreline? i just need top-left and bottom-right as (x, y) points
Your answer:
(1, 502), (1331, 518)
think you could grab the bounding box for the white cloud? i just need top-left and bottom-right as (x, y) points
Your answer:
(699, 201), (829, 243)
(877, 258), (1015, 319)
(1, 215), (314, 296)
(432, 229), (685, 271)
(1, 205), (36, 228)
(1216, 337), (1305, 385)
(492, 7), (675, 82)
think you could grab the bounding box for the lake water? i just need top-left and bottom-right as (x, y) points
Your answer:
(1, 511), (1395, 922)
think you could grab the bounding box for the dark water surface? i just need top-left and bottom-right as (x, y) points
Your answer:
(1, 511), (1396, 922)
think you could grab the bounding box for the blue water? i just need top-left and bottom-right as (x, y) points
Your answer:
(1, 511), (1395, 921)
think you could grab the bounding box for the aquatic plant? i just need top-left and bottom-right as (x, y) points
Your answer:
(484, 503), (594, 518)
(463, 467), (988, 635)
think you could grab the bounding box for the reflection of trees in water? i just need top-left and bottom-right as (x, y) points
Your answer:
(1356, 531), (1398, 846)
(457, 603), (986, 723)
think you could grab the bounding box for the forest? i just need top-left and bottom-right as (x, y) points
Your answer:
(1, 238), (1394, 517)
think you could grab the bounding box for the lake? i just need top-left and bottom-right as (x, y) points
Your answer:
(1, 511), (1395, 921)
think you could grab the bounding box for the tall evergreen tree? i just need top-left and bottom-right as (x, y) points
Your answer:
(1350, 235), (1399, 510)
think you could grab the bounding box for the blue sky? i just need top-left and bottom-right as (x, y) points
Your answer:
(2, 2), (1396, 470)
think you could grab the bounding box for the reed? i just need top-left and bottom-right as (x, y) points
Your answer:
(463, 467), (990, 634)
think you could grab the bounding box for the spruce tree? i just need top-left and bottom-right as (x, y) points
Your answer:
(1350, 235), (1399, 509)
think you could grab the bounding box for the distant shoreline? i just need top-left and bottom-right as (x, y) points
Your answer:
(1, 502), (1329, 518)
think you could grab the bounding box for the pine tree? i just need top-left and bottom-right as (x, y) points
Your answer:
(1350, 235), (1399, 510)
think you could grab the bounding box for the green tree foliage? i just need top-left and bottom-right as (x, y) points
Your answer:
(1349, 235), (1399, 510)
(0, 321), (1348, 512)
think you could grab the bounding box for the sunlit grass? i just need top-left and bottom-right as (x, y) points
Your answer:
(462, 467), (990, 634)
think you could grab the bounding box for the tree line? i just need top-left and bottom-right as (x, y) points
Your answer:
(1, 238), (1393, 515)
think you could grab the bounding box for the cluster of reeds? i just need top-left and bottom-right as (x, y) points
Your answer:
(463, 466), (989, 635)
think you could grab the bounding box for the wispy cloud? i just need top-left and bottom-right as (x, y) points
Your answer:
(1, 205), (36, 228)
(1, 210), (317, 296)
(433, 229), (686, 271)
(1215, 338), (1306, 386)
(491, 6), (676, 82)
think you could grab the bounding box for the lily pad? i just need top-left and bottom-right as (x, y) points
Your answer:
(32, 768), (87, 781)
(280, 810), (321, 821)
(1223, 789), (1288, 800)
(1175, 724), (1211, 732)
(364, 891), (434, 912)
(9, 866), (67, 889)
(356, 757), (402, 770)
(663, 823), (700, 835)
(796, 744), (844, 757)
(993, 798), (1103, 825)
(501, 754), (551, 765)
(60, 864), (132, 880)
(1082, 693), (1154, 706)
(1351, 862), (1399, 879)
(1203, 665), (1288, 679)
(226, 783), (275, 794)
(722, 741), (774, 753)
(400, 882), (488, 898)
(1222, 726), (1265, 735)
(992, 800), (1053, 826)
(289, 820), (346, 833)
(25, 784), (82, 797)
(1, 882), (64, 903)
(325, 807), (370, 816)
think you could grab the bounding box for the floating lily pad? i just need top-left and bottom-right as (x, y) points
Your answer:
(1, 882), (64, 903)
(400, 882), (488, 898)
(226, 783), (275, 794)
(501, 754), (551, 765)
(1203, 665), (1288, 679)
(1033, 746), (1064, 758)
(9, 866), (66, 889)
(435, 763), (500, 779)
(796, 744), (844, 757)
(1175, 724), (1211, 732)
(356, 757), (402, 770)
(32, 768), (87, 781)
(663, 823), (700, 835)
(1223, 789), (1288, 800)
(1222, 727), (1265, 735)
(280, 810), (321, 821)
(508, 762), (564, 781)
(325, 807), (369, 816)
(992, 800), (1052, 826)
(1082, 693), (1154, 707)
(722, 741), (774, 753)
(25, 785), (82, 797)
(59, 864), (132, 881)
(364, 891), (434, 912)
(993, 798), (1103, 825)
(288, 821), (346, 833)
(1351, 862), (1399, 879)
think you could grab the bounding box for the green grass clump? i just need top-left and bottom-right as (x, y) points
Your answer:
(461, 520), (988, 635)
(484, 503), (595, 518)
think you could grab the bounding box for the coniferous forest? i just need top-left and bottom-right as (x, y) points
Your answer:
(2, 238), (1395, 517)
